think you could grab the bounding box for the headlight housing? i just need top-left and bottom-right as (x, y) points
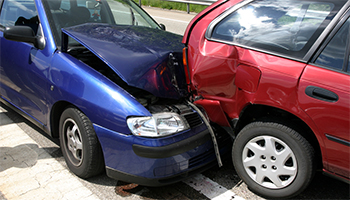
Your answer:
(127, 112), (190, 137)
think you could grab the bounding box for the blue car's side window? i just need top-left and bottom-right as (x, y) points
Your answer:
(0, 0), (39, 34)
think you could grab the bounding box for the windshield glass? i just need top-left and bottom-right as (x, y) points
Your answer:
(211, 0), (347, 59)
(43, 0), (160, 46)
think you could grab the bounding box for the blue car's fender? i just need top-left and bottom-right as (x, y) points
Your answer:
(48, 51), (151, 135)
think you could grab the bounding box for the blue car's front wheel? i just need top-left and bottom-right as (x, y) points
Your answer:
(59, 106), (104, 178)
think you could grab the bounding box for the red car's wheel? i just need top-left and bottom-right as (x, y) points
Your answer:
(232, 120), (315, 199)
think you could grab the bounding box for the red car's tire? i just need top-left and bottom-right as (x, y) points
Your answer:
(232, 120), (315, 199)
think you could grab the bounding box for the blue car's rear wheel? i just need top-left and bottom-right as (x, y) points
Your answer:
(59, 107), (104, 178)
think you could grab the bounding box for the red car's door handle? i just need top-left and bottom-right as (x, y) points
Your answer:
(305, 86), (339, 102)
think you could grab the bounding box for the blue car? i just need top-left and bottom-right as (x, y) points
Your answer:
(0, 0), (230, 185)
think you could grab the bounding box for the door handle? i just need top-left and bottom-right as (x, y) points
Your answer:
(305, 86), (338, 102)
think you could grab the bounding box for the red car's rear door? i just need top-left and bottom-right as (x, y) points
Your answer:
(299, 15), (350, 179)
(299, 65), (350, 179)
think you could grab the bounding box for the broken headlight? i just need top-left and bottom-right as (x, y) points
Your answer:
(127, 113), (190, 137)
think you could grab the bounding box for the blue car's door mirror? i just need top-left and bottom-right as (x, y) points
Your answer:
(4, 26), (45, 50)
(160, 23), (166, 31)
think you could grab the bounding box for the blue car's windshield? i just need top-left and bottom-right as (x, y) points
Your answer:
(43, 0), (161, 46)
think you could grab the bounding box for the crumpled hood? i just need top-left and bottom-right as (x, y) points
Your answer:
(62, 23), (187, 99)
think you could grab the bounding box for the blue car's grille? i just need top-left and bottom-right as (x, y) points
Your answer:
(183, 112), (203, 128)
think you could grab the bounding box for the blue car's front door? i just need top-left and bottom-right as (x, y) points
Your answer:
(0, 0), (49, 125)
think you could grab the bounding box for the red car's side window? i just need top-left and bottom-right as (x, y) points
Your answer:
(209, 0), (339, 60)
(315, 17), (350, 72)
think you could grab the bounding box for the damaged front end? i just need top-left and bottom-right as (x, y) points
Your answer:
(61, 24), (194, 138)
(61, 24), (200, 137)
(59, 24), (229, 184)
(62, 24), (188, 101)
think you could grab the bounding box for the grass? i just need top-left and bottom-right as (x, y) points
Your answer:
(134, 0), (208, 13)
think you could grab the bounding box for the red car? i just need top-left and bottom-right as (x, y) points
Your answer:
(183, 0), (350, 198)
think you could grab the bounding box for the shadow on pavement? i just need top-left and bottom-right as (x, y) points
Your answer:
(0, 143), (61, 172)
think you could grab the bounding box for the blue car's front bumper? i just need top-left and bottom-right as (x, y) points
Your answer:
(94, 123), (231, 186)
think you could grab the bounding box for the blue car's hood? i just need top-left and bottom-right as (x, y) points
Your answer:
(62, 24), (187, 99)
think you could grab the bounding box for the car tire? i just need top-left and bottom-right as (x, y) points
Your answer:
(59, 107), (104, 178)
(232, 120), (315, 199)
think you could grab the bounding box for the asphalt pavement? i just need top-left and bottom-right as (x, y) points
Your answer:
(142, 6), (196, 35)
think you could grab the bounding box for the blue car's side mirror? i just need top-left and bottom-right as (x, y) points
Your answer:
(4, 26), (45, 50)
(159, 24), (166, 31)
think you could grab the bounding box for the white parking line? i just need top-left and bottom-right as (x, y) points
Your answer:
(152, 16), (189, 23)
(111, 9), (189, 24)
(183, 174), (245, 200)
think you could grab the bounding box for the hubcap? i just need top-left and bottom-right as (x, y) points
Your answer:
(63, 118), (83, 166)
(242, 135), (297, 189)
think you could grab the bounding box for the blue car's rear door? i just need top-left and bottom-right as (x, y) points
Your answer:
(0, 0), (49, 125)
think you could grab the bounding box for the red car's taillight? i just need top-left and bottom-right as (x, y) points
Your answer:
(183, 47), (191, 87)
